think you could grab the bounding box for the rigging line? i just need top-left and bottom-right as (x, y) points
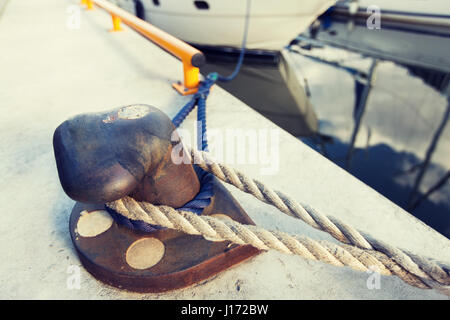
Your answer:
(408, 99), (450, 207)
(216, 0), (252, 82)
(408, 170), (450, 211)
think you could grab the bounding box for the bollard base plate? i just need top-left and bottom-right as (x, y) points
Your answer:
(69, 177), (261, 293)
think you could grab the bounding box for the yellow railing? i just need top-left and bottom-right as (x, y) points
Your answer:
(81, 0), (205, 95)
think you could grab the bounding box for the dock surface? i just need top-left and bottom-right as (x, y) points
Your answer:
(0, 0), (449, 299)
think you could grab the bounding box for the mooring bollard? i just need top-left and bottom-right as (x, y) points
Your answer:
(53, 105), (200, 207)
(53, 104), (260, 292)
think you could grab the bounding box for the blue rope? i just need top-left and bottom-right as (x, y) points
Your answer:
(177, 166), (214, 215)
(196, 90), (209, 151)
(171, 97), (197, 128)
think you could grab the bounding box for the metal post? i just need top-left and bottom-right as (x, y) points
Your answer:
(88, 0), (204, 95)
(110, 15), (122, 32)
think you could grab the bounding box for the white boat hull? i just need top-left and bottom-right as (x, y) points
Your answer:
(114, 0), (336, 50)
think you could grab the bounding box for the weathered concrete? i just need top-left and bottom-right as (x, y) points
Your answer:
(0, 0), (448, 299)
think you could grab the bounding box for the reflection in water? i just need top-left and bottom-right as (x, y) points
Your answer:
(199, 46), (450, 239)
(303, 137), (450, 239)
(199, 48), (318, 137)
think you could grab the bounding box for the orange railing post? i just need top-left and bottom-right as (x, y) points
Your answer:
(110, 15), (123, 32)
(85, 0), (94, 10)
(82, 0), (205, 95)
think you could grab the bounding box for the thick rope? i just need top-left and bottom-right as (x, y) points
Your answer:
(186, 149), (450, 290)
(106, 196), (450, 295)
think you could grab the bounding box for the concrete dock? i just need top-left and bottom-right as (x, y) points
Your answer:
(0, 0), (449, 299)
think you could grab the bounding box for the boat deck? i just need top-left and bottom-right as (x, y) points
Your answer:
(0, 0), (449, 299)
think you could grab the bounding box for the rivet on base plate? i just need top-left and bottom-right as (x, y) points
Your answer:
(126, 238), (165, 270)
(77, 210), (113, 238)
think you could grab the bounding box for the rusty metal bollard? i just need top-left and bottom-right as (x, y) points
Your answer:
(54, 104), (200, 207)
(53, 104), (260, 292)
